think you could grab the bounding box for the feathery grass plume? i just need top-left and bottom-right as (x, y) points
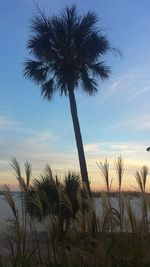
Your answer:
(11, 158), (30, 212)
(97, 159), (112, 229)
(135, 171), (143, 192)
(135, 166), (148, 193)
(115, 156), (124, 192)
(2, 185), (24, 265)
(135, 166), (149, 232)
(115, 156), (125, 230)
(141, 165), (148, 193)
(2, 185), (19, 221)
(11, 158), (33, 260)
(11, 157), (22, 180)
(44, 163), (53, 178)
(3, 160), (150, 266)
(24, 161), (32, 188)
(97, 160), (110, 193)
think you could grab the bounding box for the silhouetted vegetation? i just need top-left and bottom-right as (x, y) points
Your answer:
(1, 157), (150, 266)
(23, 5), (114, 194)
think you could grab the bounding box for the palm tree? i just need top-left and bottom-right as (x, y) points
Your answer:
(24, 6), (111, 194)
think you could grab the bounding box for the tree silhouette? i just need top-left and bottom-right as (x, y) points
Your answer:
(24, 6), (111, 194)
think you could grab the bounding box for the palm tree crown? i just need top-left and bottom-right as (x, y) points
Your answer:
(24, 6), (111, 97)
(24, 6), (113, 194)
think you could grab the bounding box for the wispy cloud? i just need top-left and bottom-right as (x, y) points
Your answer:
(84, 141), (147, 155)
(128, 85), (150, 100)
(96, 57), (150, 106)
(0, 115), (20, 129)
(100, 113), (150, 132)
(0, 138), (149, 190)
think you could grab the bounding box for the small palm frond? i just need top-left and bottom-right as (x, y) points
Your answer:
(62, 5), (77, 29)
(89, 62), (111, 80)
(31, 172), (60, 217)
(24, 60), (48, 84)
(64, 172), (81, 193)
(30, 15), (51, 36)
(81, 69), (98, 95)
(41, 79), (55, 100)
(27, 33), (52, 61)
(83, 33), (110, 61)
(79, 11), (98, 34)
(64, 172), (81, 215)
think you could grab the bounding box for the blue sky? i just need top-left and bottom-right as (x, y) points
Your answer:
(0, 0), (150, 190)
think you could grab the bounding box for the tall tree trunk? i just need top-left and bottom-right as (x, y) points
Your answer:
(68, 90), (90, 194)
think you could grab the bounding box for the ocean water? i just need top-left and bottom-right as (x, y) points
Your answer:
(0, 192), (22, 231)
(0, 192), (146, 233)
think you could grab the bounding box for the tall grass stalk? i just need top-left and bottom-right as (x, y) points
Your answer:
(1, 158), (150, 267)
(135, 166), (149, 232)
(115, 156), (124, 231)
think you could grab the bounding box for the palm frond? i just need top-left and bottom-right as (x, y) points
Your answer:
(27, 35), (52, 60)
(89, 62), (111, 80)
(41, 79), (55, 100)
(81, 69), (98, 95)
(30, 15), (51, 35)
(79, 11), (98, 35)
(24, 60), (48, 84)
(83, 33), (110, 61)
(62, 5), (77, 30)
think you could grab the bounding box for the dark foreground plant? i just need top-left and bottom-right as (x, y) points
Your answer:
(1, 157), (150, 267)
(23, 5), (116, 194)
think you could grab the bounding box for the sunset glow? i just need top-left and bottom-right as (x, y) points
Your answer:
(0, 0), (150, 190)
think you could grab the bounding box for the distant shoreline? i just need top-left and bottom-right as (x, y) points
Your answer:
(0, 190), (148, 198)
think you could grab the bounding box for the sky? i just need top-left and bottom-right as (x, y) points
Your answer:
(0, 0), (150, 190)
